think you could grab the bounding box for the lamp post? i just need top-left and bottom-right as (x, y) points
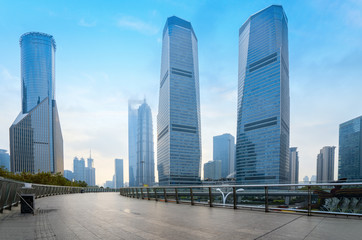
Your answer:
(216, 188), (244, 205)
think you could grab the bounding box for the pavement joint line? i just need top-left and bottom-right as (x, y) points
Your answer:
(302, 217), (326, 240)
(253, 215), (304, 240)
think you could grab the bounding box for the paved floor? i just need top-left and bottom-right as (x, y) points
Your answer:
(0, 193), (361, 240)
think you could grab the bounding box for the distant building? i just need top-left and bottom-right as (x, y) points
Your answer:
(73, 157), (85, 182)
(310, 175), (316, 183)
(157, 16), (201, 185)
(303, 176), (309, 184)
(104, 181), (114, 188)
(0, 149), (10, 170)
(128, 100), (142, 187)
(64, 170), (73, 181)
(213, 134), (235, 178)
(289, 147), (299, 184)
(115, 159), (124, 188)
(85, 155), (96, 186)
(204, 160), (222, 180)
(338, 116), (362, 181)
(10, 32), (63, 174)
(316, 147), (335, 183)
(137, 100), (155, 186)
(236, 5), (290, 184)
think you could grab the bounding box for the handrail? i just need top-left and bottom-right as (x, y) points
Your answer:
(120, 182), (362, 217)
(0, 177), (119, 213)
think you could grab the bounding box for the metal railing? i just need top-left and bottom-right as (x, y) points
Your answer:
(0, 177), (118, 213)
(120, 182), (362, 217)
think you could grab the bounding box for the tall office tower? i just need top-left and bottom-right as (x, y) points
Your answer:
(73, 157), (85, 182)
(157, 16), (201, 185)
(204, 160), (222, 180)
(63, 170), (73, 181)
(289, 147), (299, 184)
(213, 134), (235, 178)
(338, 116), (362, 181)
(9, 32), (63, 174)
(137, 100), (155, 186)
(128, 100), (142, 187)
(236, 5), (290, 184)
(115, 159), (124, 188)
(316, 146), (335, 183)
(303, 176), (309, 184)
(85, 155), (96, 186)
(0, 149), (10, 171)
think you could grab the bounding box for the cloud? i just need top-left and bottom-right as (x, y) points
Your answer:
(117, 16), (159, 35)
(78, 18), (97, 27)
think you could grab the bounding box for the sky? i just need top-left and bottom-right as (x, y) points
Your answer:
(1, 0), (362, 186)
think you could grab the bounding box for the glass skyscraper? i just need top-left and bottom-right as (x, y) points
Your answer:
(157, 16), (201, 185)
(316, 146), (335, 183)
(10, 32), (63, 174)
(289, 147), (299, 184)
(128, 100), (142, 187)
(73, 157), (85, 181)
(137, 100), (155, 186)
(213, 134), (235, 178)
(338, 116), (362, 181)
(236, 5), (290, 184)
(115, 158), (124, 188)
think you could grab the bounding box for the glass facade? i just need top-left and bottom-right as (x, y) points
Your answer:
(236, 5), (290, 184)
(115, 159), (124, 188)
(289, 147), (299, 184)
(128, 100), (142, 187)
(204, 160), (221, 180)
(73, 157), (85, 181)
(10, 32), (63, 174)
(338, 116), (362, 181)
(157, 16), (201, 185)
(137, 100), (155, 186)
(213, 133), (235, 178)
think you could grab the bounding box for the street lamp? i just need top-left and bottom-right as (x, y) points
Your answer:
(216, 188), (244, 205)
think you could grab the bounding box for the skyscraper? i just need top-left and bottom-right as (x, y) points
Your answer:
(10, 32), (63, 174)
(289, 147), (299, 184)
(85, 155), (96, 186)
(338, 116), (362, 181)
(128, 100), (142, 187)
(137, 100), (155, 186)
(73, 157), (85, 182)
(64, 170), (73, 181)
(236, 5), (289, 184)
(0, 149), (10, 171)
(204, 160), (222, 180)
(213, 134), (235, 178)
(157, 16), (201, 186)
(115, 159), (124, 188)
(316, 146), (335, 183)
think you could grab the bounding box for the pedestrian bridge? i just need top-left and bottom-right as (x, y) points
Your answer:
(1, 179), (362, 239)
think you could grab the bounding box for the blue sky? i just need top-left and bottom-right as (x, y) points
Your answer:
(1, 0), (362, 185)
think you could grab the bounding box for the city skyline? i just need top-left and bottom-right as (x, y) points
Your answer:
(1, 0), (362, 185)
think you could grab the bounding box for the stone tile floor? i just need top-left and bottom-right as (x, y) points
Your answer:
(0, 193), (361, 239)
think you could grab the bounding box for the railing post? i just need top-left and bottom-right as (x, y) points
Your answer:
(147, 188), (150, 200)
(132, 188), (135, 198)
(136, 188), (139, 199)
(265, 186), (269, 212)
(308, 185), (312, 216)
(141, 188), (144, 199)
(175, 188), (179, 204)
(208, 187), (213, 207)
(233, 187), (237, 209)
(154, 188), (158, 201)
(163, 188), (168, 202)
(190, 188), (194, 205)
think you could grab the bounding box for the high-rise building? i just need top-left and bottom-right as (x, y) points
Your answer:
(0, 149), (10, 171)
(157, 16), (201, 185)
(204, 160), (222, 180)
(9, 32), (63, 174)
(73, 157), (85, 182)
(310, 175), (316, 183)
(128, 100), (142, 187)
(115, 159), (124, 188)
(137, 100), (155, 186)
(289, 147), (299, 184)
(64, 170), (73, 181)
(316, 146), (335, 183)
(338, 116), (362, 181)
(213, 134), (235, 178)
(236, 5), (290, 184)
(303, 176), (309, 184)
(85, 155), (96, 186)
